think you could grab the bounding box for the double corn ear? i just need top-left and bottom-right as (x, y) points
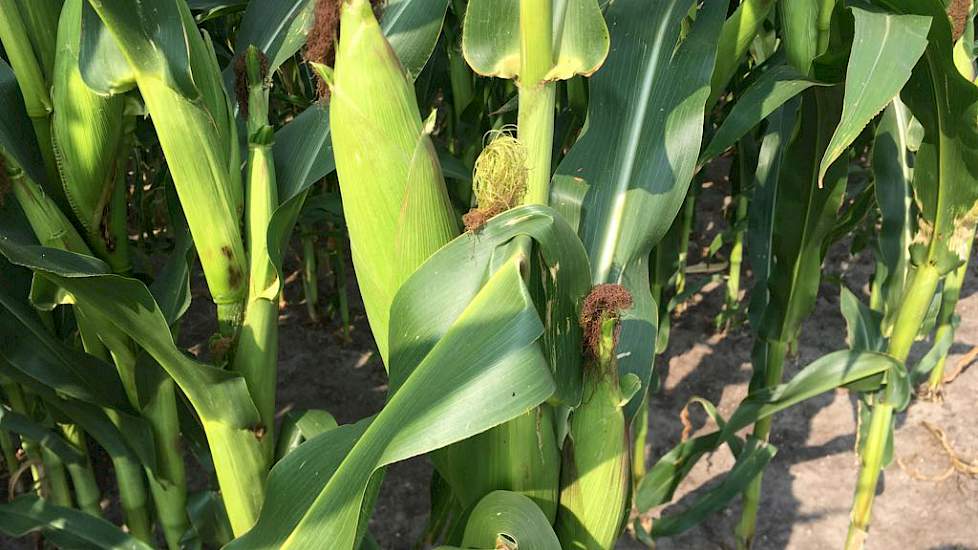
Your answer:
(52, 0), (130, 272)
(326, 0), (459, 364)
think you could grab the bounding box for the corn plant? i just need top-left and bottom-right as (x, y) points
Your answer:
(0, 0), (974, 549)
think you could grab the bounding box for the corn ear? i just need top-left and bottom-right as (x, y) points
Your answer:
(556, 316), (631, 549)
(86, 0), (247, 329)
(234, 45), (279, 459)
(325, 0), (459, 364)
(52, 0), (130, 272)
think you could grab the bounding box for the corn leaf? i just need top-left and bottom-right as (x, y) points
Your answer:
(644, 439), (777, 538)
(433, 491), (561, 550)
(840, 286), (885, 352)
(876, 0), (978, 274)
(636, 349), (900, 520)
(817, 6), (931, 183)
(552, 0), (725, 421)
(746, 102), (798, 328)
(700, 65), (826, 163)
(872, 99), (916, 331)
(0, 405), (86, 465)
(0, 236), (267, 526)
(462, 0), (609, 80)
(228, 261), (556, 549)
(0, 495), (153, 550)
(757, 89), (848, 344)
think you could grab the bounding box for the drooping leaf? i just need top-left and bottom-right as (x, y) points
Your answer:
(643, 440), (777, 538)
(701, 65), (826, 163)
(0, 495), (153, 550)
(817, 6), (931, 183)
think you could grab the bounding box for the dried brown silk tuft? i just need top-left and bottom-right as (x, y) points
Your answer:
(580, 284), (633, 359)
(306, 0), (386, 100)
(948, 0), (971, 42)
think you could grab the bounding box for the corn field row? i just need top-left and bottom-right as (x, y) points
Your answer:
(0, 0), (975, 548)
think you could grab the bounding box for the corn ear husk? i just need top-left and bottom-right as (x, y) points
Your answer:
(52, 0), (130, 272)
(87, 0), (248, 323)
(555, 369), (630, 549)
(327, 0), (459, 364)
(432, 407), (561, 527)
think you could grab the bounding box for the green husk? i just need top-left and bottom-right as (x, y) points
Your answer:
(324, 0), (459, 365)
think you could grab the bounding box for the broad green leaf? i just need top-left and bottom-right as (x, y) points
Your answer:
(382, 0), (452, 80)
(553, 0), (725, 418)
(758, 89), (848, 344)
(880, 0), (978, 273)
(0, 495), (153, 550)
(434, 491), (561, 550)
(274, 409), (339, 460)
(872, 99), (916, 331)
(228, 259), (556, 549)
(723, 350), (900, 438)
(462, 0), (609, 80)
(747, 101), (798, 328)
(840, 286), (884, 352)
(0, 259), (131, 411)
(388, 205), (588, 406)
(817, 6), (931, 183)
(234, 0), (314, 72)
(0, 59), (47, 188)
(701, 65), (825, 163)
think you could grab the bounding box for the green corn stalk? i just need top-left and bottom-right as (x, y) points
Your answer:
(319, 0), (460, 365)
(300, 232), (320, 323)
(924, 233), (974, 397)
(3, 148), (181, 545)
(0, 0), (63, 197)
(0, 429), (18, 484)
(0, 379), (45, 498)
(233, 45), (279, 459)
(58, 423), (101, 517)
(846, 1), (978, 546)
